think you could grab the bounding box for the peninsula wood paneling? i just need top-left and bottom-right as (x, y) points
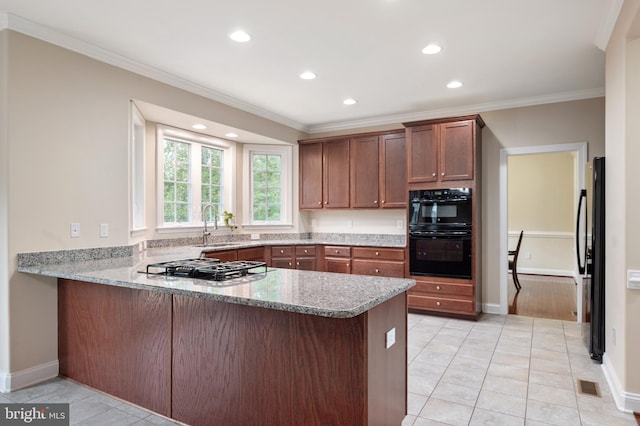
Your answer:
(58, 279), (172, 416)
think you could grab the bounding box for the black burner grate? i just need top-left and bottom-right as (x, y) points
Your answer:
(144, 258), (267, 281)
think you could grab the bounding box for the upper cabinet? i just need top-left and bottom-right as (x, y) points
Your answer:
(299, 138), (350, 209)
(404, 115), (484, 188)
(350, 132), (407, 209)
(299, 131), (406, 210)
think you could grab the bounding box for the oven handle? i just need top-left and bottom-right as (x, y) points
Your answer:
(409, 231), (471, 239)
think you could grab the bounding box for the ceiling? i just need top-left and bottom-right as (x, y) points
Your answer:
(0, 0), (619, 137)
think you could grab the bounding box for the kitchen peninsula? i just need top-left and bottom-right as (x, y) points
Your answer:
(18, 245), (414, 426)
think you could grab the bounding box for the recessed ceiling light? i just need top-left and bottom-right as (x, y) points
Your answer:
(229, 31), (251, 42)
(192, 124), (207, 130)
(300, 71), (317, 80)
(446, 81), (463, 89)
(421, 44), (442, 55)
(343, 98), (357, 105)
(225, 132), (239, 138)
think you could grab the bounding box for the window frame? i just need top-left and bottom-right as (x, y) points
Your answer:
(130, 102), (146, 234)
(243, 144), (293, 229)
(156, 125), (235, 232)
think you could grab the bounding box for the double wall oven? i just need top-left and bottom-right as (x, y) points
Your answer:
(408, 188), (472, 279)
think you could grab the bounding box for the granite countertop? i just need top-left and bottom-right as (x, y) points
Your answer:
(18, 246), (414, 319)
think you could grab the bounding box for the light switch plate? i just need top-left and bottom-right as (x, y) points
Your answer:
(627, 270), (640, 289)
(385, 328), (396, 349)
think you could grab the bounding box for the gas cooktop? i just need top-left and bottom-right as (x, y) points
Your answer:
(143, 258), (267, 281)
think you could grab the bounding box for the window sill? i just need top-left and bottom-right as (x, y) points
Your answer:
(241, 223), (294, 231)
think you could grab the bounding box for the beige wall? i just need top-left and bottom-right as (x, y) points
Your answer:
(0, 30), (9, 377)
(507, 152), (576, 275)
(1, 30), (306, 375)
(605, 0), (640, 400)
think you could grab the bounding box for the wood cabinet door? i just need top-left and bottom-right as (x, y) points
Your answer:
(299, 142), (323, 209)
(323, 139), (350, 208)
(439, 120), (474, 181)
(272, 258), (294, 269)
(350, 135), (380, 208)
(295, 258), (316, 271)
(406, 125), (438, 183)
(325, 258), (351, 274)
(379, 133), (407, 208)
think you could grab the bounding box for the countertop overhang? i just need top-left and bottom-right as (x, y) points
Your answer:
(18, 245), (414, 318)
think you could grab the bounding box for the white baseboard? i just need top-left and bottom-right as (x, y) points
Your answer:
(602, 353), (640, 413)
(482, 303), (505, 315)
(0, 360), (59, 393)
(517, 267), (574, 277)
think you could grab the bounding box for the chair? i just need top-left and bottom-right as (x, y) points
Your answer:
(508, 230), (524, 292)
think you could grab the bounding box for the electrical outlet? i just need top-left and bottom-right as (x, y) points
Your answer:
(385, 328), (396, 349)
(396, 219), (404, 229)
(347, 220), (353, 228)
(100, 223), (109, 238)
(251, 233), (260, 240)
(612, 327), (617, 346)
(525, 252), (532, 260)
(311, 219), (317, 227)
(70, 223), (80, 238)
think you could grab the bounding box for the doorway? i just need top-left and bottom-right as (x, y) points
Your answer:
(499, 142), (587, 321)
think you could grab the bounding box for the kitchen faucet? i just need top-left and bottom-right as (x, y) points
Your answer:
(202, 203), (218, 246)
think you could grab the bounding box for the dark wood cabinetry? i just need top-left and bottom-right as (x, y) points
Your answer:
(269, 245), (317, 270)
(323, 245), (352, 273)
(405, 115), (484, 188)
(299, 139), (350, 209)
(202, 249), (237, 262)
(351, 247), (405, 278)
(404, 114), (484, 319)
(350, 132), (407, 209)
(300, 130), (406, 210)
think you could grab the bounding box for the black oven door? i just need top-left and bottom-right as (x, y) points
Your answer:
(409, 232), (472, 279)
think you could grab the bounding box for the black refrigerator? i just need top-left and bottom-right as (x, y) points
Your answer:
(576, 157), (605, 363)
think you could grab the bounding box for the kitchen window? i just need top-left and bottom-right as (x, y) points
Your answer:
(243, 145), (292, 228)
(157, 126), (234, 230)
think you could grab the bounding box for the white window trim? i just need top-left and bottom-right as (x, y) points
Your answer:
(156, 125), (235, 232)
(242, 144), (293, 229)
(130, 102), (146, 233)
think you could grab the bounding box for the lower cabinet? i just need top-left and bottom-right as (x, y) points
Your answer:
(408, 277), (478, 319)
(202, 249), (237, 262)
(269, 245), (318, 269)
(351, 247), (405, 278)
(323, 246), (352, 273)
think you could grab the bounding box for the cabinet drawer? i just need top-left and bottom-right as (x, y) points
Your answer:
(352, 247), (405, 261)
(412, 281), (473, 297)
(324, 246), (351, 257)
(351, 259), (405, 278)
(295, 246), (316, 257)
(271, 246), (294, 257)
(408, 294), (474, 314)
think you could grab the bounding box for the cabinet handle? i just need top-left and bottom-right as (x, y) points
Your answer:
(436, 301), (441, 306)
(375, 251), (380, 256)
(324, 201), (328, 204)
(381, 200), (385, 204)
(318, 201), (322, 205)
(304, 249), (308, 253)
(375, 269), (380, 273)
(441, 172), (445, 176)
(436, 285), (441, 290)
(335, 250), (339, 254)
(280, 249), (284, 254)
(432, 173), (436, 177)
(289, 262), (292, 266)
(374, 200), (378, 204)
(296, 262), (300, 266)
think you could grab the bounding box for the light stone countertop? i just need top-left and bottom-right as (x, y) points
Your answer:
(18, 245), (414, 318)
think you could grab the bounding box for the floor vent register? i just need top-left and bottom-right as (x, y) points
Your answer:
(577, 379), (601, 397)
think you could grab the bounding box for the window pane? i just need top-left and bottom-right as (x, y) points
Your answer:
(250, 153), (282, 223)
(267, 205), (281, 220)
(163, 138), (191, 223)
(253, 205), (266, 221)
(201, 146), (224, 224)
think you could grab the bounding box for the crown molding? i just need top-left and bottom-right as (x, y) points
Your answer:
(594, 0), (624, 51)
(306, 87), (605, 134)
(2, 12), (307, 132)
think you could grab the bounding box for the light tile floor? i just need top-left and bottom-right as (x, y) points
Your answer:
(403, 313), (638, 426)
(0, 313), (637, 425)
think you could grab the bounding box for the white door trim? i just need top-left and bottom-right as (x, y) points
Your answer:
(499, 142), (588, 318)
